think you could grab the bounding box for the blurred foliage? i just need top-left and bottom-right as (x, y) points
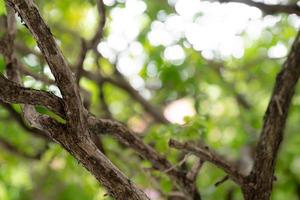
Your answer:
(1, 0), (300, 199)
(0, 1), (5, 15)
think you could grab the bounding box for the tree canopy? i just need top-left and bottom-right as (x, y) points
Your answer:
(1, 0), (300, 199)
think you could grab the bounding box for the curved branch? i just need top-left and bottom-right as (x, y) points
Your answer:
(5, 1), (151, 198)
(88, 116), (200, 199)
(244, 31), (300, 200)
(7, 0), (86, 132)
(75, 0), (106, 83)
(215, 0), (300, 16)
(0, 73), (65, 117)
(30, 115), (149, 200)
(169, 139), (245, 186)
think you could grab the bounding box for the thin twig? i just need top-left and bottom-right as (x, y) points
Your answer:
(169, 139), (245, 186)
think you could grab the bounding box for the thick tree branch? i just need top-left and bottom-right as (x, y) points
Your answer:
(0, 96), (149, 199)
(7, 0), (86, 134)
(1, 4), (52, 143)
(38, 116), (148, 200)
(20, 113), (148, 200)
(0, 73), (65, 117)
(11, 38), (168, 124)
(5, 1), (150, 198)
(243, 31), (300, 200)
(88, 116), (200, 199)
(0, 81), (197, 198)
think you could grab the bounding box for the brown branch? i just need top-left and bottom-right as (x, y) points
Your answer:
(243, 31), (300, 199)
(0, 73), (198, 198)
(74, 0), (106, 83)
(6, 1), (150, 198)
(3, 1), (193, 198)
(169, 139), (245, 186)
(36, 115), (149, 200)
(87, 0), (106, 49)
(0, 73), (65, 117)
(0, 84), (147, 200)
(11, 40), (168, 124)
(7, 0), (85, 133)
(215, 0), (300, 16)
(75, 38), (87, 84)
(0, 87), (196, 198)
(0, 78), (198, 199)
(88, 116), (200, 199)
(2, 6), (60, 137)
(1, 98), (149, 199)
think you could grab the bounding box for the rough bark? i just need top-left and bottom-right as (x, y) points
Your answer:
(88, 117), (200, 199)
(37, 116), (149, 200)
(0, 74), (65, 117)
(169, 139), (245, 185)
(2, 0), (299, 199)
(5, 0), (150, 199)
(242, 31), (300, 200)
(168, 30), (300, 200)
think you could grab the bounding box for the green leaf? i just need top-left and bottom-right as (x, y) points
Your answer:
(0, 0), (6, 15)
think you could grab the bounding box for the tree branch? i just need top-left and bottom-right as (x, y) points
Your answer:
(0, 73), (65, 117)
(243, 31), (300, 199)
(88, 116), (200, 199)
(74, 0), (106, 83)
(7, 0), (86, 133)
(169, 139), (245, 186)
(215, 0), (300, 16)
(36, 115), (149, 200)
(5, 1), (150, 198)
